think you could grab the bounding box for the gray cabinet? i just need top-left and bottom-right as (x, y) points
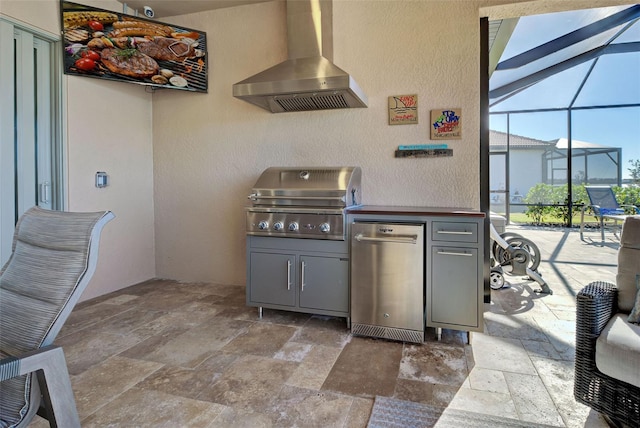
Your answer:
(430, 246), (479, 328)
(299, 255), (349, 313)
(427, 219), (484, 332)
(246, 236), (349, 318)
(249, 252), (296, 307)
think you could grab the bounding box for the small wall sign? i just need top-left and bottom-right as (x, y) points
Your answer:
(431, 108), (461, 139)
(388, 95), (418, 125)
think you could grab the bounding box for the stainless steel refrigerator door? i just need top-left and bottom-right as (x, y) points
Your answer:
(350, 222), (425, 332)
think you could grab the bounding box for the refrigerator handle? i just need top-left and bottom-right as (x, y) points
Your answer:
(354, 233), (418, 244)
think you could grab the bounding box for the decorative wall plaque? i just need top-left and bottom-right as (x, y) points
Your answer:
(388, 95), (418, 125)
(430, 108), (461, 139)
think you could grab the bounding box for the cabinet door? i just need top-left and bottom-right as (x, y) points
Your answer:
(430, 246), (478, 328)
(249, 252), (296, 307)
(298, 255), (349, 313)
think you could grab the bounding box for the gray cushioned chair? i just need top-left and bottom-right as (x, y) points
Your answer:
(0, 206), (114, 428)
(574, 215), (640, 426)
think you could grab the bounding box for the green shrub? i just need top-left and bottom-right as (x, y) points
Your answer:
(523, 183), (555, 205)
(522, 183), (607, 225)
(525, 203), (550, 224)
(614, 186), (640, 210)
(523, 183), (555, 224)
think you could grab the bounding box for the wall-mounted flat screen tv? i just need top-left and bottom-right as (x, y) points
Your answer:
(61, 1), (207, 93)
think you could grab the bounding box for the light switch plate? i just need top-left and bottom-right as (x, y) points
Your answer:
(95, 171), (108, 188)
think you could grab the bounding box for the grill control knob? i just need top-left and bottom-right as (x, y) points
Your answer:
(319, 222), (331, 233)
(273, 221), (284, 231)
(288, 222), (299, 231)
(258, 220), (269, 230)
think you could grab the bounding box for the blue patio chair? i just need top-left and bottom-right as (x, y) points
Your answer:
(580, 186), (639, 241)
(0, 207), (114, 427)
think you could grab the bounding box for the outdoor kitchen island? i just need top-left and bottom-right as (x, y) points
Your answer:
(244, 169), (486, 342)
(346, 206), (485, 341)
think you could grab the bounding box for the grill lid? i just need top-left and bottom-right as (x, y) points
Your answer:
(249, 166), (362, 207)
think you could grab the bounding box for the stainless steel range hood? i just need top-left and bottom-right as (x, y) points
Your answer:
(232, 0), (368, 113)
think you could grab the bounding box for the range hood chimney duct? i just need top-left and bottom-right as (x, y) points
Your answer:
(232, 0), (368, 113)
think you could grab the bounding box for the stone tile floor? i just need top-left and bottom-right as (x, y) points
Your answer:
(30, 225), (620, 427)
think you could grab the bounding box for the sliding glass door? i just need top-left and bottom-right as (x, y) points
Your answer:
(0, 19), (62, 265)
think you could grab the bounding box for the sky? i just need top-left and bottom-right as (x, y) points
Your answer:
(489, 4), (640, 179)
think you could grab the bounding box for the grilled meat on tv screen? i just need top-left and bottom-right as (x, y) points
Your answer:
(61, 1), (207, 92)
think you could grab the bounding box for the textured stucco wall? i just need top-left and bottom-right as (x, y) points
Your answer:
(66, 77), (156, 300)
(152, 0), (485, 284)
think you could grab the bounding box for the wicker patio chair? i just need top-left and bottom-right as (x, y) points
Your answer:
(0, 206), (114, 428)
(574, 216), (640, 426)
(580, 186), (639, 241)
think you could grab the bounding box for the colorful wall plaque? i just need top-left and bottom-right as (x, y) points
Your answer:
(431, 108), (461, 139)
(388, 95), (418, 125)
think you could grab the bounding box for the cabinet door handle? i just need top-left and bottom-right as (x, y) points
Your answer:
(437, 250), (473, 257)
(287, 260), (291, 290)
(436, 230), (472, 235)
(301, 261), (306, 292)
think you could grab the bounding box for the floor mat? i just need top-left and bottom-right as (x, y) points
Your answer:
(367, 396), (560, 428)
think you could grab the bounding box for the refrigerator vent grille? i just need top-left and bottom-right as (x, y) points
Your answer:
(351, 323), (424, 344)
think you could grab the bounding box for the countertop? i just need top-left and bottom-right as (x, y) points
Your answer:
(346, 205), (486, 218)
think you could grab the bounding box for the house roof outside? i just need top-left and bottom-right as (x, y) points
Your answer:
(490, 130), (619, 151)
(490, 129), (557, 151)
(552, 137), (619, 150)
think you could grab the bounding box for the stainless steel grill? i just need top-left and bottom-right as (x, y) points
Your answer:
(246, 167), (362, 240)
